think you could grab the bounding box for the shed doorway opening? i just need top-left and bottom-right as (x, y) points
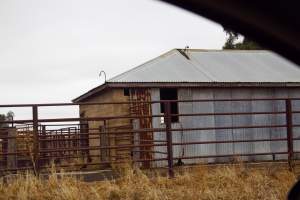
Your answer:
(160, 88), (179, 123)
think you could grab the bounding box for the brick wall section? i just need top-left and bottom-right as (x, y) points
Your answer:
(79, 88), (132, 165)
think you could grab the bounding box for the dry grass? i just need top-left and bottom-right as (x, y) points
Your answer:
(0, 164), (296, 200)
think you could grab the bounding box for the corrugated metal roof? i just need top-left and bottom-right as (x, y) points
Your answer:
(108, 49), (300, 83)
(73, 49), (300, 102)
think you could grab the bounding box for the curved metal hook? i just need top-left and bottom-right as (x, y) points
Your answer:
(99, 70), (107, 83)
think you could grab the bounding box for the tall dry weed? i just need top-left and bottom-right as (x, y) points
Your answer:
(0, 164), (296, 200)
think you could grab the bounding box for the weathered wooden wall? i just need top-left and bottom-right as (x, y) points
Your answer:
(79, 89), (131, 164)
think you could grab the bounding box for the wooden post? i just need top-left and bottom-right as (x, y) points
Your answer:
(40, 125), (46, 166)
(100, 124), (108, 162)
(286, 99), (294, 169)
(7, 128), (17, 170)
(164, 101), (174, 177)
(132, 119), (141, 167)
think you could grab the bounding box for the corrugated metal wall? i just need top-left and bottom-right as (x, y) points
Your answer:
(151, 89), (167, 167)
(231, 89), (253, 161)
(290, 89), (300, 159)
(152, 87), (300, 167)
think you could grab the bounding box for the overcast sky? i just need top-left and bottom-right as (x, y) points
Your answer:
(0, 0), (225, 119)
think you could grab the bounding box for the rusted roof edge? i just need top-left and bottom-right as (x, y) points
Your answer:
(72, 83), (109, 103)
(107, 82), (300, 88)
(72, 82), (300, 102)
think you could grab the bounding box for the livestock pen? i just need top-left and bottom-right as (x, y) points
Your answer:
(0, 97), (300, 177)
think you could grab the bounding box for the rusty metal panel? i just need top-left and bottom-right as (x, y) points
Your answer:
(129, 88), (153, 168)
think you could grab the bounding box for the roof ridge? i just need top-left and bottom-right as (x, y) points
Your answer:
(175, 49), (216, 81)
(188, 53), (219, 81)
(176, 48), (270, 52)
(107, 49), (177, 82)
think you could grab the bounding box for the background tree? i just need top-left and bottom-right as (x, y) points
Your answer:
(0, 111), (15, 128)
(223, 29), (263, 50)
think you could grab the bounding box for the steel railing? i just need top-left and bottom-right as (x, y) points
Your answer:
(0, 98), (299, 177)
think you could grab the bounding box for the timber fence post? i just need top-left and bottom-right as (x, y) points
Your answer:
(7, 128), (17, 170)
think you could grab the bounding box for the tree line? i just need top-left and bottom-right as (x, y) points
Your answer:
(223, 29), (263, 50)
(0, 111), (14, 128)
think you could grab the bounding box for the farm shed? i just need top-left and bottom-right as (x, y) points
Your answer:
(73, 49), (300, 167)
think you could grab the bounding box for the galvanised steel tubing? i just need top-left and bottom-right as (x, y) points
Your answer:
(38, 136), (166, 143)
(0, 114), (287, 126)
(0, 127), (13, 130)
(42, 123), (80, 126)
(2, 123), (286, 135)
(0, 114), (162, 124)
(31, 105), (39, 175)
(0, 156), (294, 172)
(4, 152), (289, 173)
(37, 150), (167, 161)
(164, 102), (174, 177)
(0, 151), (31, 156)
(172, 138), (288, 146)
(170, 124), (286, 132)
(85, 127), (165, 133)
(0, 135), (34, 140)
(30, 137), (285, 155)
(0, 166), (34, 172)
(0, 125), (287, 140)
(131, 150), (168, 155)
(173, 151), (288, 160)
(39, 128), (166, 136)
(38, 150), (167, 161)
(35, 137), (288, 155)
(37, 154), (104, 160)
(0, 97), (292, 108)
(36, 157), (170, 170)
(171, 111), (286, 117)
(42, 130), (79, 134)
(38, 143), (168, 153)
(0, 111), (287, 125)
(286, 99), (294, 169)
(35, 158), (169, 171)
(0, 125), (286, 141)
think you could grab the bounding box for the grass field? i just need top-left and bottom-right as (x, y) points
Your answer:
(0, 164), (296, 200)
